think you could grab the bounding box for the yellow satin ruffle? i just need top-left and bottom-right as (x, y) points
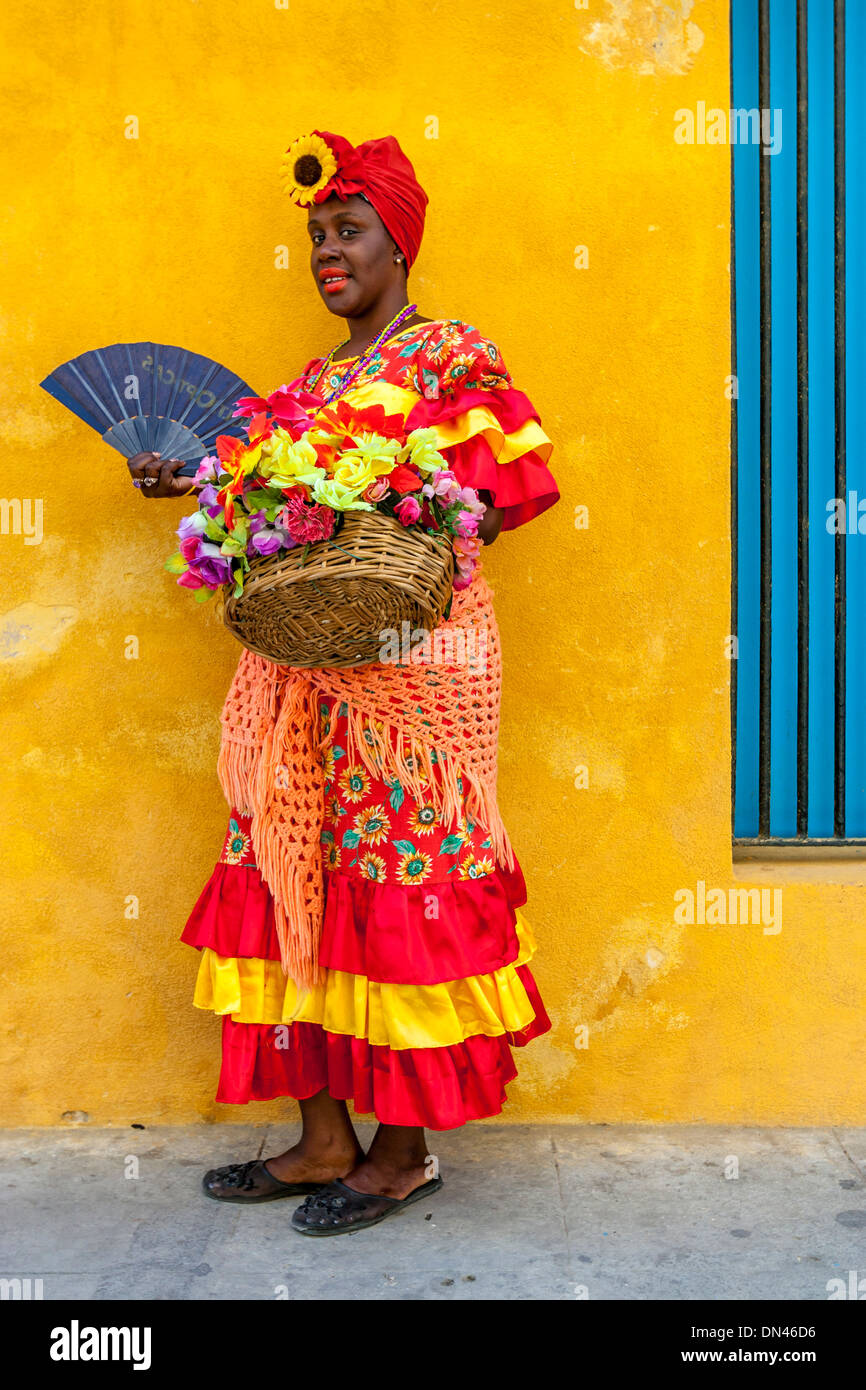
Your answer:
(193, 909), (539, 1049)
(423, 409), (553, 466)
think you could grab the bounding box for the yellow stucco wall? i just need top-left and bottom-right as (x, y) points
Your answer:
(4, 0), (864, 1128)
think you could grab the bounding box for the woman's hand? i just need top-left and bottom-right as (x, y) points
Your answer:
(126, 451), (197, 499)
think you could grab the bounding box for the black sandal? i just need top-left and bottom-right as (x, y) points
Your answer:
(202, 1159), (325, 1204)
(290, 1176), (444, 1235)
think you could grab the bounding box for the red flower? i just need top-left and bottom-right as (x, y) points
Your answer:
(316, 399), (405, 440)
(267, 386), (320, 432)
(246, 411), (273, 444)
(232, 396), (268, 419)
(279, 494), (335, 544)
(216, 434), (247, 469)
(387, 464), (423, 495)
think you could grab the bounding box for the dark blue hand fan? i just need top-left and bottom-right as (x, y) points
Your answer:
(40, 343), (259, 476)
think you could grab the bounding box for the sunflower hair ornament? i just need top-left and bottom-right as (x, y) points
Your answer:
(281, 133), (339, 206)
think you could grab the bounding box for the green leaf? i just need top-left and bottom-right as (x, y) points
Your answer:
(387, 779), (405, 812)
(320, 830), (335, 845)
(164, 551), (187, 575)
(437, 834), (464, 856)
(244, 488), (283, 513)
(332, 746), (345, 762)
(341, 829), (361, 849)
(391, 838), (416, 855)
(193, 586), (216, 603)
(229, 818), (239, 834)
(204, 515), (227, 543)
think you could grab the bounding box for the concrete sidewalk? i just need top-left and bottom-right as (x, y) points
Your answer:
(2, 1124), (865, 1300)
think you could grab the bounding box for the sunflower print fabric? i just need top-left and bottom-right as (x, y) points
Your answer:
(319, 697), (497, 885)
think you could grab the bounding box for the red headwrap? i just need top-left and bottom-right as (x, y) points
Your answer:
(282, 130), (428, 270)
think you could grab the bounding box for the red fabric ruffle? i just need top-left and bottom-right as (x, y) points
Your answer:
(216, 970), (550, 1129)
(183, 857), (528, 985)
(320, 863), (525, 983)
(445, 434), (560, 531)
(404, 384), (540, 435)
(404, 385), (559, 530)
(182, 863), (279, 960)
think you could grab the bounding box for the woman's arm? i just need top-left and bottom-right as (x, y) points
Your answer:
(477, 490), (504, 545)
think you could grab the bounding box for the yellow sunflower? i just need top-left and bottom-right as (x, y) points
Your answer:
(321, 746), (336, 784)
(324, 844), (341, 872)
(339, 765), (370, 804)
(281, 133), (338, 205)
(459, 855), (495, 881)
(354, 803), (391, 846)
(396, 850), (434, 885)
(408, 804), (438, 837)
(358, 852), (387, 883)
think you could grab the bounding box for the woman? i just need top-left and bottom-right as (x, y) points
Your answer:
(128, 130), (559, 1236)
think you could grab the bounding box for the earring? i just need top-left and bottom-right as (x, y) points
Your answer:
(394, 255), (403, 263)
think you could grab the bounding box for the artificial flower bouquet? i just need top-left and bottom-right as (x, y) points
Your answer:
(166, 387), (485, 605)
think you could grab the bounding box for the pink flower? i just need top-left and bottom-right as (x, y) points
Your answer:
(454, 509), (480, 537)
(453, 535), (482, 560)
(278, 495), (336, 544)
(193, 454), (219, 484)
(394, 495), (421, 526)
(363, 477), (391, 504)
(266, 386), (320, 433)
(177, 570), (205, 590)
(422, 469), (458, 500)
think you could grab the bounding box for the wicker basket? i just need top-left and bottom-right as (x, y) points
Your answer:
(222, 510), (455, 667)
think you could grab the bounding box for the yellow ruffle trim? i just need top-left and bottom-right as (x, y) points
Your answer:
(193, 909), (539, 1050)
(337, 381), (553, 468)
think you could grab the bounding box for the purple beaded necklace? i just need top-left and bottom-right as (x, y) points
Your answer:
(310, 302), (419, 402)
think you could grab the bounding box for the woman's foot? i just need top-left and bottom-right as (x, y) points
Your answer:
(290, 1124), (442, 1234)
(337, 1155), (431, 1201)
(265, 1135), (365, 1186)
(203, 1136), (364, 1202)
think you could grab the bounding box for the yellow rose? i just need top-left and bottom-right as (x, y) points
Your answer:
(333, 456), (392, 493)
(339, 434), (402, 470)
(260, 434), (325, 489)
(312, 477), (374, 512)
(404, 428), (446, 476)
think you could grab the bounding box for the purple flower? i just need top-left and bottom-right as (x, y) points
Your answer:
(177, 510), (208, 543)
(197, 483), (220, 510)
(249, 527), (284, 557)
(187, 541), (232, 588)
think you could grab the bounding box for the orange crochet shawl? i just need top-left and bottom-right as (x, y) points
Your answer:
(216, 570), (513, 989)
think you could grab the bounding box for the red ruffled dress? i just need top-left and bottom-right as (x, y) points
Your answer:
(182, 318), (560, 1130)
